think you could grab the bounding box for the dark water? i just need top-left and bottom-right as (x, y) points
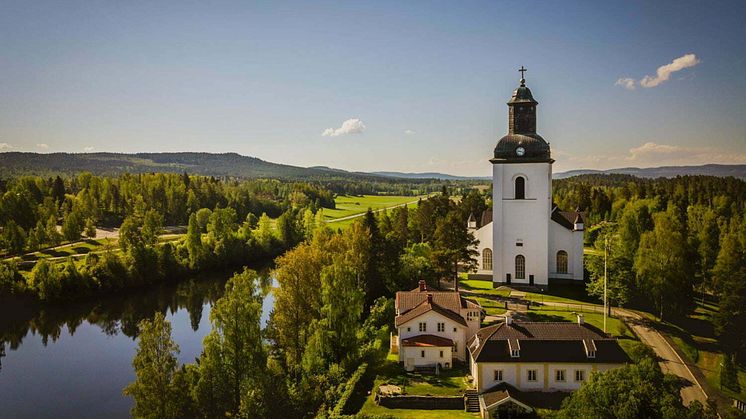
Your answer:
(0, 268), (276, 419)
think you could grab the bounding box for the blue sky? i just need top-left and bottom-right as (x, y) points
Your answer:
(1, 0), (744, 175)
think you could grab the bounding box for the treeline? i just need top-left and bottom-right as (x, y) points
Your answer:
(557, 175), (746, 390)
(123, 189), (485, 418)
(0, 203), (324, 301)
(0, 172), (336, 256)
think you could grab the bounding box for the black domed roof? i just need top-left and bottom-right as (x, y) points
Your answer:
(508, 79), (537, 104)
(493, 133), (551, 161)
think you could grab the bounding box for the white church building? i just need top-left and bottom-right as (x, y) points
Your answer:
(469, 72), (584, 289)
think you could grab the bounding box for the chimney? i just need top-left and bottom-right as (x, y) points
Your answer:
(418, 280), (426, 292)
(427, 293), (433, 304)
(576, 313), (585, 325)
(504, 311), (513, 325)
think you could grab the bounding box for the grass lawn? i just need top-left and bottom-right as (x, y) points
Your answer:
(11, 238), (115, 262)
(460, 279), (511, 297)
(358, 351), (475, 418)
(472, 296), (507, 317)
(525, 283), (600, 306)
(323, 194), (426, 221)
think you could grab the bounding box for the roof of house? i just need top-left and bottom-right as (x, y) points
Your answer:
(394, 286), (479, 328)
(396, 288), (480, 315)
(481, 382), (533, 412)
(400, 334), (454, 347)
(468, 321), (630, 364)
(395, 299), (468, 327)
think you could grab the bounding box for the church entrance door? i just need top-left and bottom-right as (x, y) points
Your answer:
(529, 275), (534, 286)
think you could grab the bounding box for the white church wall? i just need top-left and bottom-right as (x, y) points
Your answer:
(492, 162), (552, 287)
(473, 223), (493, 275)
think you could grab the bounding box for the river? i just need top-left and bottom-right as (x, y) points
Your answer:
(0, 267), (275, 418)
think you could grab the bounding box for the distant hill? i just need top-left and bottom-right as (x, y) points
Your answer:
(0, 152), (390, 180)
(554, 164), (746, 180)
(370, 171), (489, 181)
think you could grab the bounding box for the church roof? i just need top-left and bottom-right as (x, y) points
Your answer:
(551, 206), (586, 231)
(468, 321), (630, 364)
(507, 81), (537, 105)
(480, 209), (493, 227)
(493, 133), (551, 162)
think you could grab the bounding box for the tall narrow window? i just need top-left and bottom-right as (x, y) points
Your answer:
(557, 250), (568, 274)
(515, 176), (525, 199)
(515, 255), (525, 279)
(483, 248), (493, 270)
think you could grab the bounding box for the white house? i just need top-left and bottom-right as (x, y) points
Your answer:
(467, 313), (630, 417)
(393, 280), (481, 371)
(468, 74), (584, 289)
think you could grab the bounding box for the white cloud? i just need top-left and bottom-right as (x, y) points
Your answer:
(615, 78), (636, 90)
(640, 53), (700, 88)
(615, 53), (700, 90)
(0, 143), (11, 150)
(83, 146), (94, 152)
(322, 118), (366, 137)
(404, 129), (416, 135)
(36, 143), (49, 149)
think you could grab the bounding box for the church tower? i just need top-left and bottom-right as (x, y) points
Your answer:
(491, 68), (553, 288)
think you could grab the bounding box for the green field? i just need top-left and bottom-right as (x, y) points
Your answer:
(324, 195), (426, 221)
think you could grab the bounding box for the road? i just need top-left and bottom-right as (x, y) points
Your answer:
(614, 307), (708, 406)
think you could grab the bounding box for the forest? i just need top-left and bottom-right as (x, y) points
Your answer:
(1, 171), (745, 417)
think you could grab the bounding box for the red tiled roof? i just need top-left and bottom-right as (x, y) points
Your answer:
(396, 289), (479, 314)
(401, 334), (454, 347)
(395, 300), (468, 327)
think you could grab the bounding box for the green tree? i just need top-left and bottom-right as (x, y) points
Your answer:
(123, 312), (188, 419)
(185, 212), (204, 269)
(196, 269), (267, 417)
(558, 358), (688, 418)
(634, 210), (693, 319)
(433, 210), (478, 288)
(61, 210), (84, 242)
(3, 220), (27, 254)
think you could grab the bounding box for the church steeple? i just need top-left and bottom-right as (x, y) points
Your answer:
(492, 67), (551, 163)
(507, 66), (538, 135)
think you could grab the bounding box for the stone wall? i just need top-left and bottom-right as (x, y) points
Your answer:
(376, 394), (464, 410)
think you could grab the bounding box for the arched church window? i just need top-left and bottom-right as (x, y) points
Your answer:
(557, 250), (568, 274)
(483, 248), (493, 270)
(515, 255), (525, 280)
(515, 177), (525, 199)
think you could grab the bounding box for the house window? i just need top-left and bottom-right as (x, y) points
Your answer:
(515, 255), (525, 280)
(454, 342), (458, 353)
(407, 327), (410, 332)
(421, 350), (425, 358)
(575, 370), (585, 382)
(556, 370), (566, 382)
(440, 350), (444, 358)
(527, 370), (537, 382)
(482, 248), (493, 270)
(511, 349), (520, 357)
(494, 370), (503, 381)
(437, 322), (445, 332)
(419, 322), (426, 332)
(557, 250), (568, 274)
(515, 176), (525, 199)
(453, 327), (457, 332)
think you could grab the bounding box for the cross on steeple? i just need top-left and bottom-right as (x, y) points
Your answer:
(519, 66), (527, 79)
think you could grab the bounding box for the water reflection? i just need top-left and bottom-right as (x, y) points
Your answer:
(0, 266), (274, 418)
